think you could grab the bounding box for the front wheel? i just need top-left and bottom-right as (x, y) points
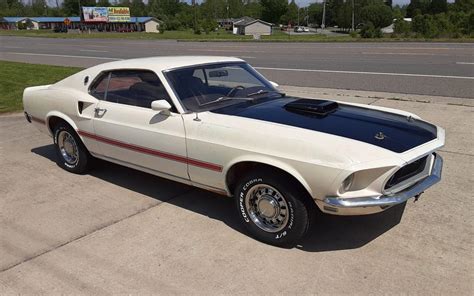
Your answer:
(234, 170), (313, 247)
(53, 122), (92, 174)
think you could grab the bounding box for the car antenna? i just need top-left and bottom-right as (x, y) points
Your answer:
(194, 112), (201, 122)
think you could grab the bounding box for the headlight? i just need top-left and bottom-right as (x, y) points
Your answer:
(340, 173), (354, 193)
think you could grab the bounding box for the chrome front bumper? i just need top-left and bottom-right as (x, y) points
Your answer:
(318, 154), (443, 215)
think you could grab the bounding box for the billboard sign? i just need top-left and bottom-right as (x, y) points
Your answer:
(107, 7), (131, 22)
(82, 7), (108, 22)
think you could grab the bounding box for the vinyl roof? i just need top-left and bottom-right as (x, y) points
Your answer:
(88, 56), (245, 73)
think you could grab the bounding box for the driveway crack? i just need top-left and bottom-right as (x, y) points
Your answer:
(0, 189), (195, 273)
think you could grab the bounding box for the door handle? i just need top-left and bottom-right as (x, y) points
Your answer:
(94, 107), (107, 117)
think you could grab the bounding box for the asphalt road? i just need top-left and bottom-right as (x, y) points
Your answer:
(1, 87), (472, 294)
(1, 36), (473, 98)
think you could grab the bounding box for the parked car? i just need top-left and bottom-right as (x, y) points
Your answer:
(294, 26), (304, 33)
(53, 26), (68, 33)
(23, 56), (444, 246)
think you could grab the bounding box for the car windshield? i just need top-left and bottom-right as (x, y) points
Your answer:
(165, 62), (281, 112)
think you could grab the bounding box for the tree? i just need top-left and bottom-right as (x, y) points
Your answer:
(130, 0), (146, 16)
(0, 0), (9, 16)
(260, 0), (287, 24)
(392, 6), (404, 19)
(452, 0), (474, 12)
(336, 2), (352, 30)
(97, 0), (112, 7)
(360, 3), (393, 28)
(149, 0), (181, 18)
(243, 0), (262, 19)
(227, 0), (244, 18)
(406, 0), (430, 18)
(31, 0), (47, 16)
(307, 2), (323, 26)
(201, 0), (227, 19)
(429, 0), (447, 14)
(280, 0), (298, 25)
(63, 0), (96, 16)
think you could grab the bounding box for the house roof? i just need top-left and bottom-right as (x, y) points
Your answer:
(1, 16), (157, 24)
(234, 17), (273, 27)
(1, 17), (27, 23)
(33, 17), (81, 22)
(233, 16), (255, 26)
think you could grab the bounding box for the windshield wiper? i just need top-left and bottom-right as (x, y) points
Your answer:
(246, 89), (286, 98)
(198, 96), (253, 107)
(246, 89), (269, 97)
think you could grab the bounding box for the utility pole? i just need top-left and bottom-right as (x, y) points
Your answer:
(297, 7), (300, 26)
(352, 0), (355, 31)
(321, 0), (326, 29)
(192, 0), (197, 32)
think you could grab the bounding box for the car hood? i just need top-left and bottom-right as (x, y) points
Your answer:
(211, 97), (437, 153)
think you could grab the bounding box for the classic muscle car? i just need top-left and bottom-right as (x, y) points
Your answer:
(23, 56), (444, 246)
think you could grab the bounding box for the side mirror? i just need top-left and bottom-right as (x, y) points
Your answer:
(151, 100), (172, 114)
(269, 81), (279, 88)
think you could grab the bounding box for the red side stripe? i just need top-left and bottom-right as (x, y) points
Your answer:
(77, 130), (223, 172)
(31, 116), (46, 124)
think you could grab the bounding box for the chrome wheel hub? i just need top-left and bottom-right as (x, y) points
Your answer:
(245, 184), (289, 233)
(58, 131), (79, 165)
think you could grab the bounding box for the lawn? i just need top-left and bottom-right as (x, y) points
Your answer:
(0, 29), (253, 41)
(0, 61), (82, 113)
(2, 28), (473, 42)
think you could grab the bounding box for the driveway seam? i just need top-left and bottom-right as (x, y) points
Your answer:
(439, 149), (474, 157)
(0, 188), (195, 274)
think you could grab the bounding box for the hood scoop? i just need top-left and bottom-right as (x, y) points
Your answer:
(284, 99), (339, 116)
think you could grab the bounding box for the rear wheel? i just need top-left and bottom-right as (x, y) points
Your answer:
(53, 122), (92, 174)
(234, 170), (313, 247)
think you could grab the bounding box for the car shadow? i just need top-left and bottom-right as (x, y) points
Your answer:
(31, 144), (406, 252)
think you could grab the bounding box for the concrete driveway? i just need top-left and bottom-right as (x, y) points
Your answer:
(0, 86), (472, 294)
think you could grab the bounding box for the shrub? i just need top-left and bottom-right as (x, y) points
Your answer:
(468, 11), (474, 34)
(360, 22), (383, 38)
(193, 26), (202, 35)
(394, 18), (412, 37)
(412, 14), (439, 38)
(349, 30), (358, 38)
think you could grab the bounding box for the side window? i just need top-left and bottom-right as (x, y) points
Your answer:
(90, 72), (110, 100)
(92, 70), (172, 109)
(192, 69), (206, 83)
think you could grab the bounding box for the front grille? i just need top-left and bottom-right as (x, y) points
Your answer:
(385, 155), (429, 190)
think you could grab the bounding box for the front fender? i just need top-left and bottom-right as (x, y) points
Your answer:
(223, 154), (314, 198)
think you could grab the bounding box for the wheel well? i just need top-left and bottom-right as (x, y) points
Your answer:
(48, 116), (67, 134)
(226, 161), (310, 198)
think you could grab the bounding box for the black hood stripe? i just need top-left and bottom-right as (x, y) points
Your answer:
(211, 97), (437, 153)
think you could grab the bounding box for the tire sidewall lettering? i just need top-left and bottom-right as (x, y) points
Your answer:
(239, 178), (263, 223)
(238, 177), (296, 241)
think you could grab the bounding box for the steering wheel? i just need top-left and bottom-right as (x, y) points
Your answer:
(226, 85), (245, 97)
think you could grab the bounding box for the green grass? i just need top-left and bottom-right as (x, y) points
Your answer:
(0, 61), (82, 113)
(0, 29), (253, 41)
(1, 29), (473, 42)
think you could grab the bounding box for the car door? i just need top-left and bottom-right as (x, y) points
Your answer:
(89, 69), (189, 180)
